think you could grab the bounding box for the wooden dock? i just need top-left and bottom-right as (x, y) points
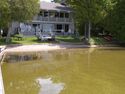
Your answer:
(0, 66), (5, 94)
(0, 46), (5, 94)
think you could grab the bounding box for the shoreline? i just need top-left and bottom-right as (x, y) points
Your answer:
(1, 44), (97, 53)
(0, 43), (125, 53)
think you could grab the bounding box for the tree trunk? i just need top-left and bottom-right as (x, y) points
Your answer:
(84, 21), (91, 44)
(84, 23), (87, 39)
(6, 23), (13, 43)
(88, 20), (91, 43)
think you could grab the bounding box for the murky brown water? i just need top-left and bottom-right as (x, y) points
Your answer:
(2, 48), (125, 94)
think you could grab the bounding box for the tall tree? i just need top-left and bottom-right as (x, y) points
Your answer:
(0, 0), (39, 43)
(67, 0), (113, 43)
(105, 0), (125, 41)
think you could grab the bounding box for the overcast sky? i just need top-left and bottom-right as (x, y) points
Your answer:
(40, 0), (51, 2)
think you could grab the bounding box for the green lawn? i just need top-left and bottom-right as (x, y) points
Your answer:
(0, 36), (54, 45)
(1, 35), (79, 45)
(12, 36), (40, 45)
(0, 35), (106, 45)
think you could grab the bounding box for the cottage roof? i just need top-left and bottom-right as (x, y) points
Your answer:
(40, 1), (72, 12)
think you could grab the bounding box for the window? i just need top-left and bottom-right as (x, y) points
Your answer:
(55, 24), (63, 33)
(65, 13), (69, 18)
(44, 11), (49, 17)
(49, 12), (55, 18)
(57, 24), (62, 30)
(55, 12), (59, 18)
(65, 24), (69, 32)
(39, 11), (43, 16)
(60, 12), (64, 18)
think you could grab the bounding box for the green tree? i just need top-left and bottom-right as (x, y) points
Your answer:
(105, 0), (125, 41)
(0, 0), (39, 43)
(0, 0), (10, 29)
(67, 0), (113, 43)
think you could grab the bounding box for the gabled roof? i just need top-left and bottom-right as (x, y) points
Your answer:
(40, 1), (72, 12)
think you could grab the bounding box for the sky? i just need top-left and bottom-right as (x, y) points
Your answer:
(40, 0), (51, 2)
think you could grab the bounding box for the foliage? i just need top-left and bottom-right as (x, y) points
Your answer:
(9, 0), (39, 22)
(67, 0), (112, 24)
(0, 0), (39, 43)
(90, 37), (105, 45)
(0, 0), (39, 28)
(104, 0), (125, 41)
(0, 0), (10, 28)
(66, 0), (115, 42)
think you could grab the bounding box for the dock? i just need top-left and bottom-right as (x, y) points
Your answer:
(0, 66), (5, 94)
(0, 46), (5, 94)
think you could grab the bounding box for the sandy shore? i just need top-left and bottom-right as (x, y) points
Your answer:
(1, 44), (97, 53)
(0, 44), (97, 61)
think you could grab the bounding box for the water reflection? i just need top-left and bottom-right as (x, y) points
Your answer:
(36, 78), (64, 94)
(87, 48), (95, 69)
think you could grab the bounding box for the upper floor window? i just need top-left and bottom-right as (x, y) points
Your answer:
(60, 12), (64, 18)
(44, 11), (49, 17)
(65, 13), (69, 18)
(39, 11), (43, 16)
(49, 12), (55, 18)
(55, 12), (60, 18)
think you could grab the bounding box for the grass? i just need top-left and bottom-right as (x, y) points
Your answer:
(0, 35), (82, 46)
(12, 36), (39, 45)
(0, 35), (106, 46)
(56, 35), (82, 43)
(0, 36), (54, 45)
(0, 38), (6, 45)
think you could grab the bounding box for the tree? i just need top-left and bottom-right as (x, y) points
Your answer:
(0, 0), (39, 43)
(67, 0), (113, 43)
(104, 0), (125, 41)
(0, 0), (10, 29)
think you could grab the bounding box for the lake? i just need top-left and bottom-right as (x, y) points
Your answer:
(1, 48), (125, 94)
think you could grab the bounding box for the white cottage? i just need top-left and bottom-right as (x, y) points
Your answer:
(18, 1), (75, 36)
(31, 1), (75, 35)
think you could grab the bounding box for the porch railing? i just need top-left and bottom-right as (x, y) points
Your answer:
(37, 16), (72, 22)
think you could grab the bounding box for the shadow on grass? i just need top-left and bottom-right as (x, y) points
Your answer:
(31, 39), (58, 44)
(56, 36), (81, 43)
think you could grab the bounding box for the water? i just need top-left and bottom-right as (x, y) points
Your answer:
(1, 48), (125, 94)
